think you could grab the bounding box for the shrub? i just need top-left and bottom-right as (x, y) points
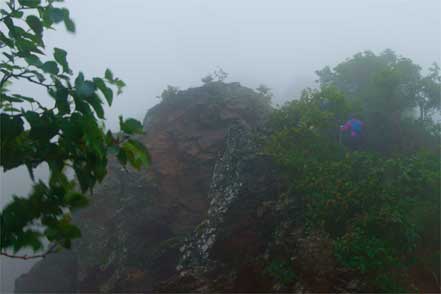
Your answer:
(264, 84), (440, 291)
(264, 259), (297, 287)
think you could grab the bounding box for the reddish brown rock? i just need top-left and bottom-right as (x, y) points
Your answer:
(15, 81), (271, 293)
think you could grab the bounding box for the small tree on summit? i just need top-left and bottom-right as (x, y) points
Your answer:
(158, 85), (180, 102)
(256, 84), (273, 105)
(201, 74), (214, 84)
(202, 67), (229, 84)
(213, 67), (228, 82)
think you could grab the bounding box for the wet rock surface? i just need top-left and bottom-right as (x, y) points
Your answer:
(156, 123), (281, 292)
(15, 82), (271, 293)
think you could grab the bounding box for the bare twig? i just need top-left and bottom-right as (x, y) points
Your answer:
(0, 243), (59, 260)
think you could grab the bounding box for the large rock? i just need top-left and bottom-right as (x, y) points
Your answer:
(15, 82), (271, 293)
(156, 124), (280, 293)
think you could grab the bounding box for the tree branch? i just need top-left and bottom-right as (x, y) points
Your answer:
(0, 243), (59, 260)
(12, 73), (54, 88)
(0, 72), (13, 90)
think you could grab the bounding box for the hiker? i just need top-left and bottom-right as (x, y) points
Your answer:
(340, 116), (364, 150)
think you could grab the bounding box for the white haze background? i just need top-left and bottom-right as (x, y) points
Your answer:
(1, 0), (440, 292)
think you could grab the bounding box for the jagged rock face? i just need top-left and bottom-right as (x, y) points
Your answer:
(156, 125), (280, 293)
(177, 126), (277, 269)
(15, 82), (271, 293)
(139, 82), (269, 234)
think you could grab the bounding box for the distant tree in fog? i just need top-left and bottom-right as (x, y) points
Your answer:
(315, 49), (441, 153)
(202, 67), (228, 84)
(316, 49), (440, 121)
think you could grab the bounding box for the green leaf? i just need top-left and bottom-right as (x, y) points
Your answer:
(74, 72), (85, 87)
(121, 139), (150, 170)
(104, 70), (125, 94)
(115, 80), (126, 88)
(60, 113), (83, 142)
(0, 114), (24, 140)
(73, 164), (92, 192)
(104, 69), (114, 81)
(26, 15), (43, 36)
(127, 139), (151, 166)
(3, 52), (14, 62)
(53, 82), (70, 114)
(75, 72), (96, 97)
(73, 97), (92, 115)
(18, 0), (41, 8)
(117, 148), (128, 166)
(77, 81), (96, 98)
(41, 61), (59, 75)
(25, 54), (43, 67)
(10, 10), (24, 19)
(85, 94), (104, 119)
(3, 17), (15, 35)
(93, 77), (113, 105)
(0, 32), (14, 48)
(12, 94), (36, 104)
(24, 111), (58, 142)
(15, 230), (43, 252)
(115, 79), (126, 95)
(16, 38), (44, 55)
(64, 192), (89, 209)
(64, 15), (75, 33)
(47, 7), (65, 23)
(119, 117), (143, 134)
(53, 48), (70, 73)
(2, 106), (21, 113)
(1, 95), (24, 103)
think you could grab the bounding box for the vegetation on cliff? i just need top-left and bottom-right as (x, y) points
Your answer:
(264, 50), (440, 292)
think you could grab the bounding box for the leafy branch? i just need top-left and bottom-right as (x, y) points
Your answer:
(0, 0), (151, 257)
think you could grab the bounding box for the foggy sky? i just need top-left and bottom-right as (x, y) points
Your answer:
(1, 0), (440, 292)
(43, 0), (441, 129)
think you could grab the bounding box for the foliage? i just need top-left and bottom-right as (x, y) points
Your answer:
(256, 84), (272, 106)
(264, 259), (297, 287)
(316, 49), (420, 113)
(264, 60), (440, 291)
(265, 86), (351, 167)
(201, 67), (228, 84)
(316, 49), (440, 154)
(418, 63), (441, 120)
(157, 85), (179, 102)
(213, 67), (228, 82)
(0, 0), (150, 256)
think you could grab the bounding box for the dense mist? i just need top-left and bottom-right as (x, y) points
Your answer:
(1, 0), (440, 292)
(13, 0), (441, 130)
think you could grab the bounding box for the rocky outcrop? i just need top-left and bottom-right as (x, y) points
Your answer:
(15, 82), (271, 293)
(14, 81), (369, 293)
(177, 126), (260, 270)
(155, 123), (281, 292)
